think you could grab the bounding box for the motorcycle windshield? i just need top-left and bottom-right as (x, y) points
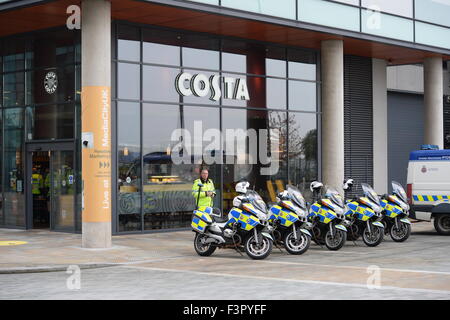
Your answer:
(361, 183), (381, 206)
(246, 190), (268, 214)
(324, 187), (344, 208)
(286, 185), (306, 209)
(392, 181), (407, 204)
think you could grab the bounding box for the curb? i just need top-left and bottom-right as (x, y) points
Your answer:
(0, 263), (117, 274)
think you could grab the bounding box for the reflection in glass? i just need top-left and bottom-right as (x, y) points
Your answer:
(117, 25), (140, 61)
(143, 104), (190, 229)
(415, 0), (450, 28)
(222, 0), (296, 19)
(118, 102), (142, 232)
(3, 72), (25, 107)
(4, 108), (25, 227)
(298, 0), (360, 32)
(143, 42), (180, 66)
(143, 66), (179, 103)
(26, 105), (75, 140)
(182, 47), (219, 70)
(266, 78), (287, 109)
(415, 22), (450, 49)
(52, 150), (75, 230)
(118, 63), (140, 100)
(361, 0), (413, 18)
(0, 111), (2, 224)
(361, 10), (413, 42)
(266, 58), (286, 78)
(288, 112), (318, 200)
(222, 108), (287, 212)
(288, 49), (317, 80)
(289, 80), (317, 112)
(222, 52), (246, 73)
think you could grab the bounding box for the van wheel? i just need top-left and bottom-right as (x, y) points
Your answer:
(434, 214), (450, 235)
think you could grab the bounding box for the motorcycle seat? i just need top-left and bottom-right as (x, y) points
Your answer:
(212, 215), (229, 223)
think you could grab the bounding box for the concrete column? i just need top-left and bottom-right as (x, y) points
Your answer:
(321, 40), (344, 193)
(372, 59), (388, 194)
(81, 0), (112, 248)
(424, 56), (444, 149)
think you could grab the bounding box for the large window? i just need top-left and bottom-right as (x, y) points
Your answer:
(186, 0), (450, 50)
(0, 29), (80, 229)
(114, 24), (320, 232)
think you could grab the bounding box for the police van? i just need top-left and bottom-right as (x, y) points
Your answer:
(407, 147), (450, 235)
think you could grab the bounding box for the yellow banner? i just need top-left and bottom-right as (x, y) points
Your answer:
(81, 86), (112, 223)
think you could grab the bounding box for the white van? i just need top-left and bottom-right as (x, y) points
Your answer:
(407, 149), (450, 235)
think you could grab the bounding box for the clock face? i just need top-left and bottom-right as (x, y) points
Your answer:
(44, 71), (58, 94)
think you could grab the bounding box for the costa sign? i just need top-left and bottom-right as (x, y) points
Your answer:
(175, 72), (250, 102)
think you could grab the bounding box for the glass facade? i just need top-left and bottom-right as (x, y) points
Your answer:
(0, 28), (81, 229)
(186, 0), (450, 50)
(114, 23), (320, 232)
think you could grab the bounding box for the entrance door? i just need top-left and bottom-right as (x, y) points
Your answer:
(26, 143), (76, 231)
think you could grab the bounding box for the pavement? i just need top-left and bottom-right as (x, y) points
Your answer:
(0, 221), (450, 299)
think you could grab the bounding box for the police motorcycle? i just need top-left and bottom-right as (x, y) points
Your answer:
(379, 181), (412, 242)
(343, 180), (385, 247)
(191, 181), (274, 260)
(308, 182), (349, 251)
(267, 185), (312, 255)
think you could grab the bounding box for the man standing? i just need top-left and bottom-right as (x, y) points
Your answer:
(192, 168), (215, 208)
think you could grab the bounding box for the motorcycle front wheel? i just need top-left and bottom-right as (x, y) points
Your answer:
(325, 229), (346, 251)
(244, 232), (273, 260)
(283, 231), (311, 255)
(194, 233), (217, 257)
(389, 222), (411, 242)
(362, 225), (384, 247)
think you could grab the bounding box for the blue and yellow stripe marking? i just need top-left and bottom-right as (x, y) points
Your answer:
(413, 195), (450, 202)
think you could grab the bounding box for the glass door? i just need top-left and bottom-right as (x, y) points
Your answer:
(49, 150), (75, 230)
(26, 143), (76, 231)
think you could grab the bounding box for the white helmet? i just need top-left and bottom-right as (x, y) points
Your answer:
(310, 181), (323, 193)
(343, 179), (354, 191)
(235, 181), (250, 194)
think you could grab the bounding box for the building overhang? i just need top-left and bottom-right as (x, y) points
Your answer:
(1, 0), (449, 65)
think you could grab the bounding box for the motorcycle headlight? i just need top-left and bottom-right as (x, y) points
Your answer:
(296, 208), (307, 217)
(399, 202), (408, 211)
(334, 206), (344, 216)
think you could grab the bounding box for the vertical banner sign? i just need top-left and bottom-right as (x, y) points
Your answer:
(81, 86), (111, 223)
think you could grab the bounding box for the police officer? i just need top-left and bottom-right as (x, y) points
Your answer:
(32, 167), (44, 196)
(32, 166), (44, 223)
(192, 168), (215, 208)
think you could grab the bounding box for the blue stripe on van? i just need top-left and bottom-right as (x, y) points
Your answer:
(409, 150), (450, 161)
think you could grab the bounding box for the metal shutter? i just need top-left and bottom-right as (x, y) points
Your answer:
(344, 55), (373, 197)
(387, 92), (424, 191)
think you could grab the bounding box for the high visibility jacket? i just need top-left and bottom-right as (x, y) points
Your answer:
(192, 178), (215, 208)
(32, 173), (43, 195)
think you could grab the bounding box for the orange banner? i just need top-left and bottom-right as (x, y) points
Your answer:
(81, 86), (112, 223)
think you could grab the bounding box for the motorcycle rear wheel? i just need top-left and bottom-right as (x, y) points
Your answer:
(194, 233), (217, 257)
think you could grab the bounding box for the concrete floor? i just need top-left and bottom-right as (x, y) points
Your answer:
(0, 221), (449, 300)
